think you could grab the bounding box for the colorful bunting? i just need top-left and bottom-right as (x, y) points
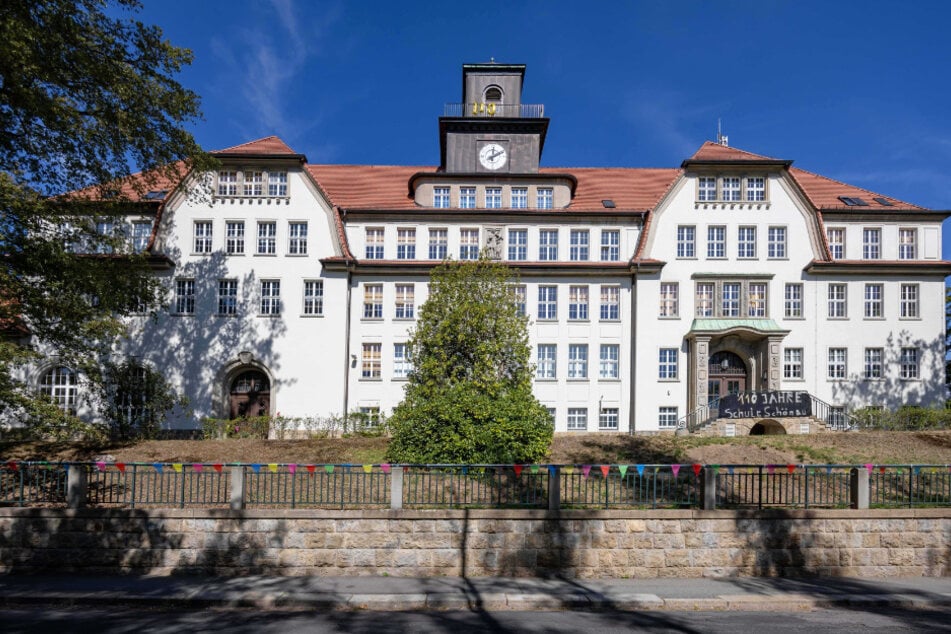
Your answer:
(268, 463), (278, 473)
(548, 465), (557, 476)
(564, 466), (575, 475)
(193, 464), (203, 473)
(251, 464), (261, 474)
(600, 465), (610, 477)
(767, 465), (775, 475)
(306, 465), (316, 474)
(287, 464), (297, 474)
(727, 466), (734, 475)
(913, 466), (921, 475)
(153, 463), (163, 474)
(116, 463), (126, 473)
(786, 464), (796, 474)
(620, 465), (630, 478)
(865, 463), (873, 474)
(711, 464), (720, 474)
(671, 464), (681, 477)
(172, 463), (183, 473)
(513, 465), (523, 477)
(213, 463), (223, 473)
(691, 463), (702, 477)
(96, 461), (106, 472)
(826, 466), (833, 474)
(879, 466), (886, 474)
(324, 464), (334, 474)
(5, 461), (17, 471)
(582, 465), (592, 478)
(362, 464), (372, 473)
(530, 464), (540, 474)
(380, 463), (391, 474)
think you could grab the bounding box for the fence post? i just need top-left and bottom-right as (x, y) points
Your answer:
(390, 466), (403, 510)
(850, 467), (869, 509)
(230, 466), (245, 511)
(67, 464), (87, 509)
(701, 467), (717, 510)
(548, 466), (561, 511)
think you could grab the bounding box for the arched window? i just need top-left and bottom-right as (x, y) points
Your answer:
(484, 86), (502, 102)
(39, 366), (78, 414)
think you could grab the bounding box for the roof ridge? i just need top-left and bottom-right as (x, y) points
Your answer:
(214, 135), (297, 155)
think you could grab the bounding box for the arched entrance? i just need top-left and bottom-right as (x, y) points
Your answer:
(229, 370), (270, 419)
(708, 351), (747, 404)
(750, 419), (787, 435)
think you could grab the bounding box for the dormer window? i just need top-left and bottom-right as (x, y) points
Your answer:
(215, 169), (289, 199)
(484, 86), (502, 102)
(696, 175), (769, 203)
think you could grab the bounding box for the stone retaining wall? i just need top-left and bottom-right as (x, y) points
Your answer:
(0, 508), (947, 578)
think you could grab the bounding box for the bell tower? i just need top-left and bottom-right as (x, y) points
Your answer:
(439, 62), (549, 174)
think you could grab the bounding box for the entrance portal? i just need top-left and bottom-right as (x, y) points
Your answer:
(750, 420), (787, 435)
(229, 370), (270, 419)
(707, 351), (747, 404)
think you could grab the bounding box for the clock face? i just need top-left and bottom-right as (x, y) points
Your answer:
(479, 143), (507, 170)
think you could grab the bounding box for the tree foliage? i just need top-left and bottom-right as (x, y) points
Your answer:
(386, 259), (553, 464)
(0, 0), (210, 422)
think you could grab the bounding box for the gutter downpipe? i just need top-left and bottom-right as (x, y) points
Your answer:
(629, 261), (639, 435)
(341, 210), (354, 431)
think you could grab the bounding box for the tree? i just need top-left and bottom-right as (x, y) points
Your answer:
(0, 0), (210, 428)
(94, 359), (188, 439)
(386, 259), (553, 464)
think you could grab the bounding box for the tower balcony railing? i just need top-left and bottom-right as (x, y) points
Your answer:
(442, 103), (545, 118)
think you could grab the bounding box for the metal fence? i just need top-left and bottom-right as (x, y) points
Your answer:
(1, 461), (948, 510)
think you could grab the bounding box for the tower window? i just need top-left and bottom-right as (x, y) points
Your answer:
(484, 86), (502, 102)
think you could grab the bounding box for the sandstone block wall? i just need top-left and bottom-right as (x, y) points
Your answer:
(0, 508), (947, 578)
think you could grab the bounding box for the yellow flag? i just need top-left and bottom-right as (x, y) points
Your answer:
(172, 463), (183, 473)
(268, 463), (278, 473)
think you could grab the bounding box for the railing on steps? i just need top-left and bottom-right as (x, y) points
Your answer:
(677, 391), (859, 434)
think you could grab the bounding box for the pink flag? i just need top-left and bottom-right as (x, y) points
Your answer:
(582, 465), (592, 478)
(767, 465), (775, 474)
(96, 461), (106, 472)
(287, 464), (297, 474)
(380, 463), (391, 474)
(193, 464), (203, 473)
(671, 464), (681, 477)
(865, 463), (873, 473)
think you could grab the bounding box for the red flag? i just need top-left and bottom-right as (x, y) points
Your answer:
(513, 465), (523, 477)
(692, 463), (702, 477)
(213, 463), (223, 473)
(306, 464), (316, 473)
(116, 463), (126, 473)
(600, 465), (610, 477)
(786, 464), (796, 474)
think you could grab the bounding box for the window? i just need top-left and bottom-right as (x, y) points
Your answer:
(303, 280), (323, 316)
(828, 284), (847, 318)
(363, 284), (383, 319)
(131, 221), (151, 252)
(394, 284), (415, 319)
(537, 286), (557, 320)
(722, 282), (741, 317)
(257, 221), (277, 255)
(568, 344), (588, 379)
(536, 344), (557, 379)
(829, 407), (847, 428)
(397, 228), (416, 260)
(600, 344), (620, 379)
(226, 221), (245, 254)
(365, 227), (384, 259)
(600, 285), (620, 320)
(511, 187), (527, 209)
(243, 170), (263, 196)
(863, 228), (881, 260)
(428, 228), (448, 259)
(658, 348), (678, 380)
(900, 284), (919, 319)
(93, 219), (116, 253)
(721, 176), (741, 202)
(600, 230), (620, 261)
(485, 187), (502, 209)
(737, 226), (756, 258)
(695, 282), (714, 317)
(512, 284), (526, 317)
(194, 221), (212, 253)
(174, 279), (195, 315)
(827, 228), (845, 260)
(677, 226), (696, 258)
(784, 348), (803, 379)
(288, 222), (308, 255)
(599, 408), (619, 431)
(707, 225), (726, 258)
(393, 343), (411, 379)
(539, 229), (558, 261)
(784, 283), (803, 318)
(268, 171), (288, 197)
(460, 228), (479, 260)
(357, 406), (381, 429)
(459, 186), (476, 209)
(698, 176), (717, 201)
(567, 408), (587, 431)
(39, 367), (78, 414)
(864, 348), (883, 379)
(569, 229), (589, 261)
(659, 282), (679, 317)
(767, 226), (786, 259)
(433, 186), (450, 208)
(217, 279), (238, 315)
(217, 170), (238, 196)
(899, 228), (917, 260)
(568, 285), (588, 320)
(361, 343), (381, 379)
(864, 284), (883, 318)
(828, 348), (847, 380)
(508, 229), (527, 260)
(658, 407), (678, 429)
(536, 187), (553, 209)
(900, 347), (919, 379)
(746, 177), (766, 202)
(747, 283), (767, 317)
(260, 280), (281, 315)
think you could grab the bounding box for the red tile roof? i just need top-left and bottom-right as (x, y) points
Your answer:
(214, 136), (299, 156)
(789, 167), (923, 210)
(542, 167), (680, 211)
(306, 165), (422, 210)
(687, 141), (780, 162)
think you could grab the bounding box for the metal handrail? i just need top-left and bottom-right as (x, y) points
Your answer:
(442, 103), (546, 118)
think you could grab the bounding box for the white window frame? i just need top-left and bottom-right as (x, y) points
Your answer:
(898, 228), (917, 260)
(722, 282), (740, 317)
(864, 283), (883, 319)
(767, 226), (786, 259)
(243, 170), (263, 196)
(259, 280), (281, 316)
(433, 186), (450, 209)
(226, 221), (245, 255)
(397, 227), (416, 260)
(695, 282), (714, 317)
(257, 221), (277, 255)
(747, 283), (767, 318)
(363, 284), (383, 319)
(536, 344), (557, 379)
(827, 227), (845, 260)
(658, 348), (678, 380)
(567, 408), (588, 431)
(194, 221), (213, 254)
(267, 171), (288, 197)
(428, 228), (448, 260)
(568, 285), (588, 320)
(365, 227), (384, 260)
(600, 344), (620, 379)
(39, 366), (79, 414)
(394, 284), (415, 320)
(721, 176), (741, 202)
(784, 348), (803, 380)
(707, 225), (726, 258)
(508, 228), (528, 261)
(677, 225), (696, 258)
(828, 284), (847, 319)
(900, 283), (919, 319)
(568, 344), (588, 379)
(658, 407), (678, 429)
(485, 187), (502, 209)
(361, 343), (381, 379)
(303, 280), (323, 316)
(600, 230), (620, 261)
(737, 226), (756, 259)
(512, 284), (526, 317)
(537, 285), (557, 320)
(599, 285), (620, 320)
(459, 186), (476, 209)
(569, 229), (589, 261)
(746, 176), (766, 202)
(217, 279), (238, 316)
(828, 348), (847, 380)
(698, 176), (717, 201)
(599, 408), (619, 431)
(659, 282), (679, 318)
(539, 229), (559, 261)
(393, 343), (411, 379)
(784, 283), (803, 318)
(864, 348), (883, 379)
(536, 187), (554, 209)
(288, 222), (307, 255)
(900, 347), (919, 379)
(131, 221), (151, 252)
(174, 278), (195, 315)
(511, 187), (528, 209)
(460, 228), (479, 260)
(217, 170), (238, 196)
(863, 227), (881, 260)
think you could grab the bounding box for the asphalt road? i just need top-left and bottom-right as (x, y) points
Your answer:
(2, 605), (948, 633)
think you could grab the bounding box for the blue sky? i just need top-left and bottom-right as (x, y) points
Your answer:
(138, 0), (951, 249)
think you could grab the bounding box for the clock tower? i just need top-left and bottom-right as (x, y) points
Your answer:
(439, 62), (549, 174)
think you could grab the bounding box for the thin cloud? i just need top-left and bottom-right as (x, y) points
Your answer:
(620, 88), (726, 159)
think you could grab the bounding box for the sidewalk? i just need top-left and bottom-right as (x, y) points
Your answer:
(1, 574), (949, 611)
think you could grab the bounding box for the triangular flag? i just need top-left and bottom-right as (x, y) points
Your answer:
(116, 463), (126, 473)
(865, 464), (873, 473)
(193, 463), (203, 473)
(213, 463), (223, 473)
(826, 466), (833, 474)
(251, 464), (261, 474)
(711, 464), (720, 474)
(362, 464), (372, 473)
(172, 463), (183, 473)
(600, 465), (610, 477)
(671, 464), (681, 477)
(288, 464), (297, 474)
(692, 463), (702, 477)
(96, 461), (106, 472)
(564, 466), (575, 475)
(513, 465), (523, 477)
(787, 464), (796, 474)
(879, 466), (886, 474)
(306, 465), (315, 474)
(268, 463), (278, 473)
(530, 464), (539, 474)
(653, 466), (660, 473)
(619, 465), (629, 478)
(461, 466), (468, 475)
(153, 463), (163, 474)
(912, 466), (921, 475)
(380, 463), (391, 474)
(727, 466), (734, 475)
(6, 461), (17, 471)
(324, 464), (334, 474)
(582, 465), (592, 478)
(767, 464), (775, 475)
(548, 465), (557, 476)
